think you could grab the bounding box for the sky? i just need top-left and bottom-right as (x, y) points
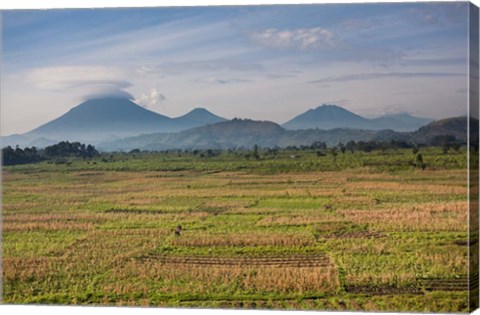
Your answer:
(0, 2), (472, 135)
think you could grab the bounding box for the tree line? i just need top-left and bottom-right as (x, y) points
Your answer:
(2, 141), (99, 166)
(3, 135), (465, 166)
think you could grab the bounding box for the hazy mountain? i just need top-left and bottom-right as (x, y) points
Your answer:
(99, 119), (288, 151)
(372, 129), (411, 143)
(370, 113), (433, 131)
(1, 132), (61, 148)
(173, 108), (227, 127)
(99, 116), (475, 152)
(283, 104), (433, 131)
(283, 104), (370, 130)
(98, 119), (379, 151)
(4, 98), (227, 146)
(278, 128), (378, 149)
(2, 98), (466, 151)
(24, 98), (173, 143)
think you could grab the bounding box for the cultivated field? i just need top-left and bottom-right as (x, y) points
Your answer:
(1, 148), (474, 312)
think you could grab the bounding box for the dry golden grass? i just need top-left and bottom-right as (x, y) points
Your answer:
(224, 207), (282, 215)
(3, 257), (59, 281)
(344, 181), (467, 195)
(256, 215), (338, 227)
(3, 221), (96, 232)
(339, 201), (467, 232)
(332, 195), (376, 207)
(3, 213), (103, 223)
(169, 232), (315, 247)
(345, 273), (417, 287)
(341, 247), (469, 287)
(2, 212), (107, 232)
(107, 259), (339, 294)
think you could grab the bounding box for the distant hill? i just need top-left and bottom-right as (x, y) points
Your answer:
(173, 108), (227, 128)
(283, 104), (433, 131)
(2, 98), (227, 146)
(370, 113), (433, 132)
(99, 116), (475, 152)
(98, 119), (378, 151)
(283, 104), (370, 130)
(99, 119), (287, 151)
(412, 116), (477, 144)
(2, 98), (470, 151)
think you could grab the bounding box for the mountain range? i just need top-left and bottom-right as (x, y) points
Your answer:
(2, 98), (226, 147)
(283, 104), (433, 131)
(98, 117), (476, 152)
(2, 97), (470, 151)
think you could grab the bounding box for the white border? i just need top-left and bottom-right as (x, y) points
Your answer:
(0, 0), (479, 10)
(1, 1), (479, 315)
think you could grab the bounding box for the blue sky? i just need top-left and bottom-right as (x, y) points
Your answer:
(1, 2), (471, 135)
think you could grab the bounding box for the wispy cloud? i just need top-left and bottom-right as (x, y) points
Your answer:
(27, 66), (128, 90)
(137, 60), (263, 76)
(308, 72), (465, 84)
(406, 2), (468, 26)
(250, 27), (337, 50)
(5, 13), (244, 70)
(265, 69), (301, 79)
(197, 77), (252, 85)
(396, 57), (467, 67)
(1, 4), (471, 135)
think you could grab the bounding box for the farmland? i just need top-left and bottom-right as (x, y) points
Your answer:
(1, 147), (473, 312)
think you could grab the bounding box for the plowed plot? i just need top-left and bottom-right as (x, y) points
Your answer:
(344, 285), (421, 295)
(139, 253), (331, 267)
(419, 277), (469, 291)
(453, 238), (478, 246)
(131, 253), (339, 294)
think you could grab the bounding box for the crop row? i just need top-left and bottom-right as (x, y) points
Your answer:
(139, 254), (331, 267)
(344, 277), (473, 295)
(419, 277), (474, 291)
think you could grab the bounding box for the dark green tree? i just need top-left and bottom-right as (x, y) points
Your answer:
(415, 153), (426, 170)
(252, 145), (260, 160)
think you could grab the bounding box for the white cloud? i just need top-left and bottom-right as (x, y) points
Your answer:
(26, 65), (135, 101)
(27, 66), (128, 90)
(250, 27), (335, 50)
(134, 88), (166, 108)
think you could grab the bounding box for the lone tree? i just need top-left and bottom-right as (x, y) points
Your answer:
(252, 145), (260, 160)
(330, 147), (338, 162)
(442, 144), (450, 154)
(451, 143), (461, 152)
(415, 153), (426, 170)
(346, 140), (355, 154)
